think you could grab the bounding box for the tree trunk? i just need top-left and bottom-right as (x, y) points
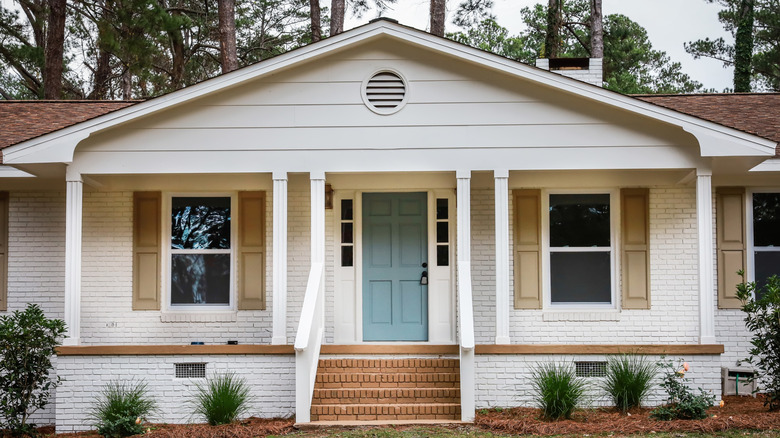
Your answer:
(734, 0), (754, 92)
(590, 0), (603, 58)
(218, 0), (238, 74)
(44, 0), (67, 99)
(544, 0), (562, 58)
(310, 0), (321, 42)
(92, 48), (111, 99)
(430, 0), (446, 37)
(121, 68), (132, 99)
(330, 0), (344, 36)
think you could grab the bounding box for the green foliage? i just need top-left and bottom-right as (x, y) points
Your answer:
(733, 0), (755, 92)
(602, 354), (657, 412)
(650, 359), (715, 420)
(531, 362), (587, 420)
(0, 304), (66, 434)
(736, 273), (780, 411)
(191, 372), (252, 425)
(90, 380), (157, 438)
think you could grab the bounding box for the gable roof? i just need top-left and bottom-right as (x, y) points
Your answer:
(0, 19), (776, 165)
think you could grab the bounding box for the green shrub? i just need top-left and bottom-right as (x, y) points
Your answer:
(736, 272), (780, 410)
(90, 380), (157, 438)
(0, 303), (66, 435)
(650, 358), (714, 420)
(602, 354), (657, 412)
(191, 373), (252, 425)
(531, 362), (587, 420)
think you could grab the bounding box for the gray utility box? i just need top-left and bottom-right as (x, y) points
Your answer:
(722, 367), (756, 396)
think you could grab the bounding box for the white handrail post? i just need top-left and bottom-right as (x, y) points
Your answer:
(456, 170), (476, 422)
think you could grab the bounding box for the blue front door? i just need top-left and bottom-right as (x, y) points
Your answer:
(362, 192), (428, 341)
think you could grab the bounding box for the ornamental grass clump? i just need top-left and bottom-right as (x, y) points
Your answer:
(531, 362), (587, 420)
(602, 354), (657, 412)
(90, 380), (157, 438)
(650, 358), (714, 420)
(191, 372), (252, 425)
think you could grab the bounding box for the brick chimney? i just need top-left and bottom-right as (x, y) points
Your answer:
(535, 57), (603, 87)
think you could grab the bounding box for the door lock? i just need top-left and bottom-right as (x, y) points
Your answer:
(420, 270), (428, 285)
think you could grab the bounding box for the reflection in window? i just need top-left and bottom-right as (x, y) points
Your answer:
(549, 193), (612, 304)
(753, 193), (780, 290)
(170, 197), (231, 306)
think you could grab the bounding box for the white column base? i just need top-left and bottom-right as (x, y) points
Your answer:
(495, 336), (510, 345)
(700, 336), (717, 345)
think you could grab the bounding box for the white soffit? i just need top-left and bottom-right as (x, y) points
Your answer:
(0, 165), (34, 178)
(751, 158), (780, 172)
(2, 20), (776, 165)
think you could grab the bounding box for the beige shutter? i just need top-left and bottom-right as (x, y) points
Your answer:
(0, 192), (8, 311)
(238, 191), (266, 310)
(716, 187), (746, 309)
(621, 188), (650, 309)
(133, 192), (161, 310)
(513, 189), (542, 309)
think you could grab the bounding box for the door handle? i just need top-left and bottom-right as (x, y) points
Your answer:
(420, 270), (428, 285)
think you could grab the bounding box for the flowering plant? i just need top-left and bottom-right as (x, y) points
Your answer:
(650, 358), (715, 420)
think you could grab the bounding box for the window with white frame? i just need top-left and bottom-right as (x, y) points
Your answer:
(751, 192), (780, 289)
(170, 196), (232, 307)
(547, 193), (614, 305)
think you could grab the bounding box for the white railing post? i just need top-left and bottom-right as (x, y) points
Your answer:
(272, 172), (288, 345)
(64, 166), (83, 346)
(456, 170), (476, 422)
(494, 170), (510, 345)
(697, 168), (716, 344)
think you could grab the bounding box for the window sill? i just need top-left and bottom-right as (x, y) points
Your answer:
(542, 311), (620, 322)
(160, 311), (238, 323)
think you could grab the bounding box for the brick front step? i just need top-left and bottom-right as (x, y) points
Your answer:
(316, 372), (459, 388)
(310, 403), (461, 421)
(318, 359), (459, 373)
(313, 387), (460, 404)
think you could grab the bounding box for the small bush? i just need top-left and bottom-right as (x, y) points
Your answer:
(650, 358), (714, 420)
(90, 380), (157, 438)
(191, 373), (252, 425)
(602, 354), (657, 412)
(736, 273), (780, 410)
(531, 362), (587, 420)
(0, 303), (66, 435)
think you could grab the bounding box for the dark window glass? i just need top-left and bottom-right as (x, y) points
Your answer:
(754, 193), (780, 247)
(437, 245), (449, 266)
(549, 194), (610, 247)
(437, 222), (448, 243)
(755, 251), (780, 291)
(436, 199), (448, 220)
(550, 252), (611, 303)
(341, 223), (354, 244)
(341, 246), (353, 267)
(171, 254), (230, 304)
(341, 199), (353, 221)
(171, 197), (230, 250)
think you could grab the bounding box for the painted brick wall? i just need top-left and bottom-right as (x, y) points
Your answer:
(475, 354), (722, 409)
(80, 191), (275, 345)
(55, 354), (295, 432)
(472, 187), (701, 344)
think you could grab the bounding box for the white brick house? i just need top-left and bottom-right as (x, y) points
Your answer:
(1, 19), (778, 430)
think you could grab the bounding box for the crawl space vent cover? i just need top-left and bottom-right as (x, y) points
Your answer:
(362, 70), (408, 115)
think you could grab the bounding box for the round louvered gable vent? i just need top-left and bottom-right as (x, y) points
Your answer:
(362, 70), (408, 115)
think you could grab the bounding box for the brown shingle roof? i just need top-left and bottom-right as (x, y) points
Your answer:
(635, 93), (780, 149)
(0, 100), (137, 151)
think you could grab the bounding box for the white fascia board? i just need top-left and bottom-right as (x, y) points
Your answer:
(0, 165), (35, 178)
(3, 20), (775, 165)
(751, 157), (780, 172)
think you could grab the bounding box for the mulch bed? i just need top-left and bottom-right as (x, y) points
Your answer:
(475, 395), (780, 435)
(38, 418), (295, 438)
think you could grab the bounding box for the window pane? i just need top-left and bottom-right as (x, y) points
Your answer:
(755, 251), (780, 290)
(754, 193), (780, 246)
(550, 194), (610, 247)
(341, 223), (353, 244)
(341, 199), (353, 221)
(550, 252), (611, 303)
(437, 245), (449, 266)
(437, 222), (448, 243)
(436, 199), (448, 220)
(171, 254), (230, 305)
(172, 197), (230, 250)
(341, 245), (353, 267)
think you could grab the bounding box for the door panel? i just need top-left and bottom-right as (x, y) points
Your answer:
(363, 192), (428, 341)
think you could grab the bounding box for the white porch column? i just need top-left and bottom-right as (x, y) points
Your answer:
(456, 170), (475, 422)
(272, 172), (288, 345)
(457, 171), (471, 264)
(310, 172), (326, 265)
(696, 169), (717, 344)
(64, 166), (83, 346)
(494, 170), (511, 344)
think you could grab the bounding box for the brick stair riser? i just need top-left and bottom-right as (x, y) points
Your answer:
(313, 388), (460, 404)
(318, 359), (459, 370)
(310, 404), (461, 421)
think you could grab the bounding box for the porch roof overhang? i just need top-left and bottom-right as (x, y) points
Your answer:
(2, 20), (776, 169)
